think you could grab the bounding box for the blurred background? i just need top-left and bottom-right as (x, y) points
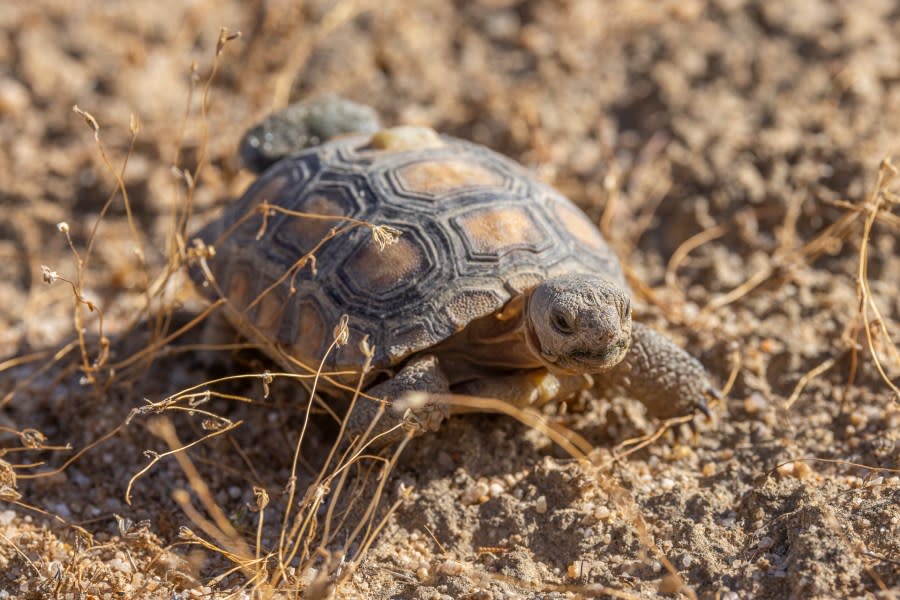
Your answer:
(0, 1), (898, 597)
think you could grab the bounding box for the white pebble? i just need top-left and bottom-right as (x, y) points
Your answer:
(108, 557), (132, 574)
(461, 481), (490, 505)
(438, 559), (464, 576)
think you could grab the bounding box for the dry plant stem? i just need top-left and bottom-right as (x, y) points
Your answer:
(0, 350), (53, 373)
(701, 173), (884, 317)
(189, 28), (241, 225)
(703, 264), (775, 315)
(16, 423), (123, 483)
(611, 415), (694, 463)
(173, 492), (249, 566)
(855, 159), (900, 398)
(108, 299), (226, 374)
(768, 457), (900, 477)
(0, 531), (41, 578)
(175, 526), (249, 570)
(335, 436), (413, 586)
(277, 320), (348, 574)
(1, 340), (78, 408)
(322, 456), (384, 556)
(442, 394), (594, 459)
(317, 354), (376, 548)
(156, 31), (238, 349)
(599, 167), (620, 240)
(69, 107), (145, 382)
(348, 494), (405, 580)
(169, 60), (198, 256)
(84, 113), (153, 331)
(5, 498), (68, 525)
(720, 346), (742, 398)
(826, 198), (900, 229)
(664, 223), (729, 289)
(623, 165), (672, 259)
(784, 356), (837, 410)
(124, 418), (241, 505)
(48, 225), (108, 386)
(841, 322), (862, 410)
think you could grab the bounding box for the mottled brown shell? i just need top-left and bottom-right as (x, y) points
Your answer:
(191, 132), (624, 374)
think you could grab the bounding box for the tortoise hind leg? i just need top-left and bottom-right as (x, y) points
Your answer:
(345, 354), (450, 446)
(240, 96), (382, 173)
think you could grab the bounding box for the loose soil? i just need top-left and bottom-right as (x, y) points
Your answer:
(0, 1), (898, 598)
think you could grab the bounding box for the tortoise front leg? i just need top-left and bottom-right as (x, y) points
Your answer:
(597, 322), (718, 419)
(345, 354), (450, 446)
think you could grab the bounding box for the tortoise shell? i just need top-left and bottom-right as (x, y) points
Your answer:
(191, 130), (625, 376)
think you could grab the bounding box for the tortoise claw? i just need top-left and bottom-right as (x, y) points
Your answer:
(695, 397), (713, 420)
(698, 384), (723, 419)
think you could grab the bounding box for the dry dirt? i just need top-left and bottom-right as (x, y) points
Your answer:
(1, 1), (899, 598)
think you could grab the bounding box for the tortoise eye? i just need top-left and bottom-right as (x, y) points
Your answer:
(550, 309), (575, 335)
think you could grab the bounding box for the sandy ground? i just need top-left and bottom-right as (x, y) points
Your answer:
(1, 1), (899, 598)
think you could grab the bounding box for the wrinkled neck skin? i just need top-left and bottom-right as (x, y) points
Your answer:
(431, 293), (543, 385)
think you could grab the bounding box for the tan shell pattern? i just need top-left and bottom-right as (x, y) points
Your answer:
(191, 133), (625, 372)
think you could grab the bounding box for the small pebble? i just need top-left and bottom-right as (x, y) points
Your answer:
(744, 393), (767, 414)
(461, 480), (490, 505)
(108, 557), (132, 574)
(848, 412), (867, 428)
(534, 495), (548, 514)
(488, 481), (505, 498)
(438, 559), (464, 576)
(0, 77), (29, 115)
(777, 460), (813, 480)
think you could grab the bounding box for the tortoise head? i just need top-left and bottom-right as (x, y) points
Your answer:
(525, 274), (632, 374)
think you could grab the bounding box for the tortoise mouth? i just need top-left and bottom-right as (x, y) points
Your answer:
(545, 340), (629, 374)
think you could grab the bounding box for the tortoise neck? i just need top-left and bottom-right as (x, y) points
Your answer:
(430, 292), (543, 384)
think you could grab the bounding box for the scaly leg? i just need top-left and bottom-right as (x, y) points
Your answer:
(345, 354), (450, 446)
(596, 322), (718, 419)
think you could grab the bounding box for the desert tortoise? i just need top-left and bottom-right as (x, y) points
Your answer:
(191, 97), (717, 440)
